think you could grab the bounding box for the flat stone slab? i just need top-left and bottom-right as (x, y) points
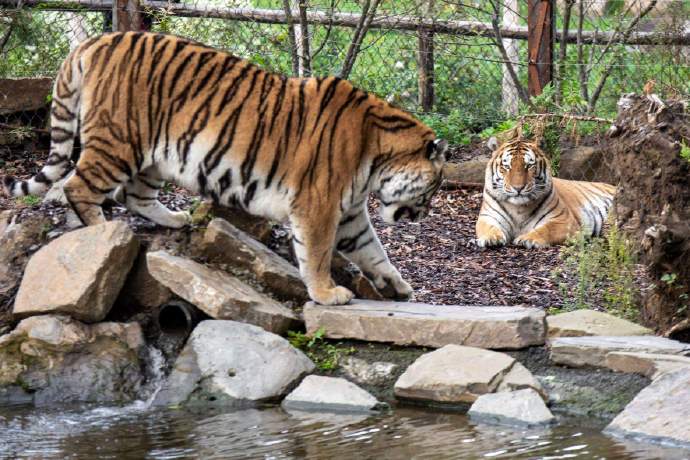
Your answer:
(550, 336), (690, 368)
(13, 221), (139, 323)
(468, 389), (555, 426)
(153, 320), (314, 407)
(605, 368), (690, 447)
(605, 352), (690, 379)
(304, 300), (545, 349)
(282, 376), (382, 413)
(203, 218), (308, 301)
(394, 345), (544, 404)
(148, 251), (298, 334)
(546, 310), (651, 338)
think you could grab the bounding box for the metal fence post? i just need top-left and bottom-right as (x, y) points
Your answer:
(113, 0), (142, 32)
(527, 0), (554, 97)
(417, 0), (435, 112)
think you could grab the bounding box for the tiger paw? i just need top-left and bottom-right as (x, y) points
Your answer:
(310, 285), (354, 306)
(514, 235), (549, 249)
(475, 231), (508, 248)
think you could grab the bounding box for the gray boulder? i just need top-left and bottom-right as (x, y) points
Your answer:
(0, 315), (145, 405)
(203, 218), (308, 301)
(282, 375), (382, 412)
(468, 389), (555, 426)
(605, 368), (690, 447)
(147, 251), (298, 334)
(13, 221), (139, 323)
(394, 345), (545, 404)
(153, 320), (314, 407)
(342, 357), (398, 386)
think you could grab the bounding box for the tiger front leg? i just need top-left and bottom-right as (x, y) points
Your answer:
(291, 212), (354, 306)
(336, 207), (412, 300)
(475, 215), (509, 248)
(514, 216), (574, 248)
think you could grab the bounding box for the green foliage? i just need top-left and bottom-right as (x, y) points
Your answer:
(287, 327), (355, 372)
(16, 194), (41, 206)
(419, 109), (472, 146)
(552, 224), (639, 321)
(680, 142), (690, 164)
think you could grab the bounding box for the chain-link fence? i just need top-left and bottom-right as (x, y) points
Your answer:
(0, 0), (689, 181)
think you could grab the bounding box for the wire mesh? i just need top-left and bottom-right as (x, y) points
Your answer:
(0, 0), (689, 182)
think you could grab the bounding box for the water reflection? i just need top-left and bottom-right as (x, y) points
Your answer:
(0, 404), (687, 459)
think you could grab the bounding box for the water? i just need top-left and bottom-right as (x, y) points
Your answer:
(0, 404), (688, 459)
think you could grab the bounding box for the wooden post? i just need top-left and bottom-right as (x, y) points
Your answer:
(113, 0), (142, 32)
(527, 0), (554, 97)
(417, 0), (435, 112)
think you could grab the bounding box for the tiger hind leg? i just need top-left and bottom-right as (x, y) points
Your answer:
(63, 146), (132, 226)
(121, 169), (191, 228)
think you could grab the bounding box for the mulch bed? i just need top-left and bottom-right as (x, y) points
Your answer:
(369, 190), (566, 308)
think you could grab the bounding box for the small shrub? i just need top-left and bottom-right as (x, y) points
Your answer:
(552, 224), (639, 321)
(680, 141), (690, 164)
(287, 327), (355, 372)
(16, 194), (41, 207)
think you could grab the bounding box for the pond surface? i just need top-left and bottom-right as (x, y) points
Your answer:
(0, 403), (688, 459)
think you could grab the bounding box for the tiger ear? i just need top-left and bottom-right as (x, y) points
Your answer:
(428, 139), (448, 161)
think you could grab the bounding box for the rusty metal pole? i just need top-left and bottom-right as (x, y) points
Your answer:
(113, 0), (142, 32)
(527, 0), (554, 97)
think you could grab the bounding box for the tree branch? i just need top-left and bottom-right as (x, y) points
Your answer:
(339, 0), (381, 79)
(554, 0), (574, 105)
(587, 0), (658, 113)
(282, 0), (299, 76)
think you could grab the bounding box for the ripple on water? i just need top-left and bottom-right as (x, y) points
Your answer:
(0, 405), (688, 460)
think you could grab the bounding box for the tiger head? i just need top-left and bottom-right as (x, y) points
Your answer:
(486, 139), (552, 205)
(375, 137), (447, 224)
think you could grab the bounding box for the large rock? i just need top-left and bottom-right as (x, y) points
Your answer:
(0, 315), (144, 405)
(282, 375), (382, 413)
(304, 300), (545, 349)
(13, 221), (139, 323)
(604, 352), (690, 379)
(394, 345), (544, 404)
(153, 320), (314, 407)
(546, 310), (651, 338)
(468, 389), (555, 426)
(550, 335), (690, 368)
(605, 368), (690, 447)
(0, 212), (52, 307)
(147, 251), (298, 334)
(203, 218), (308, 301)
(118, 252), (173, 309)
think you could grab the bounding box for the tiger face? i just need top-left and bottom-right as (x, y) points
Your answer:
(487, 141), (551, 205)
(377, 139), (447, 224)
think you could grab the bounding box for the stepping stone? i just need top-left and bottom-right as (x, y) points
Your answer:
(13, 221), (139, 323)
(282, 375), (382, 413)
(153, 320), (314, 407)
(147, 251), (298, 334)
(304, 300), (545, 350)
(550, 335), (690, 368)
(394, 345), (544, 404)
(546, 310), (651, 338)
(604, 352), (690, 379)
(468, 389), (555, 427)
(605, 368), (690, 447)
(203, 218), (308, 301)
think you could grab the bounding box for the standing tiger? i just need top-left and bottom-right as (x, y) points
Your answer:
(476, 138), (615, 248)
(2, 32), (447, 305)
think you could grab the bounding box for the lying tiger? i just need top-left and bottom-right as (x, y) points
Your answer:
(2, 32), (447, 305)
(476, 138), (615, 248)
